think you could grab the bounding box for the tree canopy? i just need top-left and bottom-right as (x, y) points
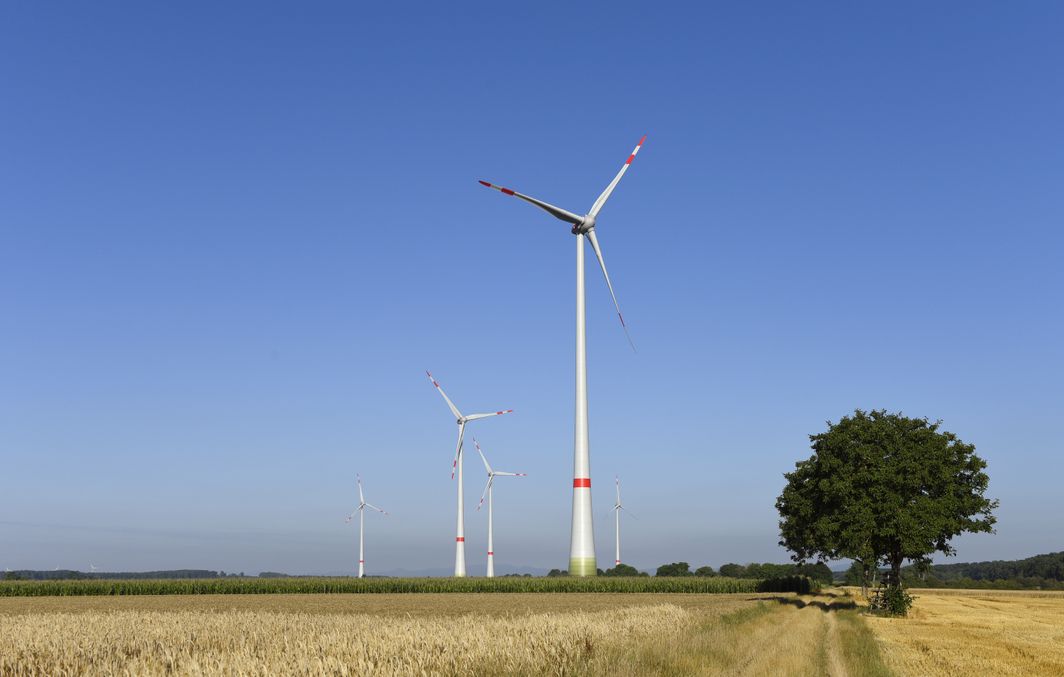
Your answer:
(655, 562), (693, 577)
(776, 409), (997, 593)
(603, 563), (646, 577)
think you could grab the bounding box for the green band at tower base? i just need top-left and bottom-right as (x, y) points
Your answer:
(569, 557), (598, 577)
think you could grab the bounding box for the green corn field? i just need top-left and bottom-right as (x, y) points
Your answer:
(0, 576), (773, 597)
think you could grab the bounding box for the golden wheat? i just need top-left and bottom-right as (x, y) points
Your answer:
(0, 604), (688, 676)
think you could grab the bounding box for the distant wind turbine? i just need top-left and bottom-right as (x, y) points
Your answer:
(611, 476), (637, 567)
(479, 136), (646, 575)
(473, 437), (526, 578)
(426, 371), (513, 577)
(346, 474), (387, 578)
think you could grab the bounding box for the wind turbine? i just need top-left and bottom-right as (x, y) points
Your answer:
(611, 476), (636, 567)
(426, 371), (513, 577)
(346, 474), (387, 578)
(473, 437), (526, 578)
(89, 563), (98, 573)
(479, 136), (646, 576)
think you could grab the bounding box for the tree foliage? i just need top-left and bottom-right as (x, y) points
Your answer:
(655, 562), (693, 577)
(776, 409), (997, 607)
(603, 563), (646, 577)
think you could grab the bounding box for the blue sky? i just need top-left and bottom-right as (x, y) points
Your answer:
(2, 2), (1062, 575)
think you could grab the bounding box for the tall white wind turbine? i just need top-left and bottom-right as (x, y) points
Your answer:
(473, 437), (526, 578)
(479, 136), (646, 575)
(427, 371), (513, 577)
(346, 474), (387, 578)
(611, 476), (636, 567)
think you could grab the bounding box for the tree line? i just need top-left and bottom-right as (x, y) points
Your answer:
(840, 551), (1064, 590)
(545, 561), (832, 582)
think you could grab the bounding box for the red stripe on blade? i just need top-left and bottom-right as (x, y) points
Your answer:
(478, 180), (491, 187)
(573, 478), (591, 488)
(625, 154), (635, 165)
(501, 188), (515, 196)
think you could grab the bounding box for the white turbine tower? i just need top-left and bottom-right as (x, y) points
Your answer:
(479, 136), (645, 576)
(473, 437), (526, 578)
(611, 476), (636, 567)
(346, 474), (387, 578)
(427, 371), (513, 577)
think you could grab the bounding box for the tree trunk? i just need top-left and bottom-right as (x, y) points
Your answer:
(889, 552), (903, 589)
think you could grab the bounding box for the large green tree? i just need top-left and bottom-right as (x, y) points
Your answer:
(776, 409), (997, 601)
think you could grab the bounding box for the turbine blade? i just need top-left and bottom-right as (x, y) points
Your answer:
(474, 437), (493, 475)
(452, 422), (466, 479)
(495, 471), (526, 477)
(477, 476), (493, 511)
(345, 511), (356, 523)
(365, 503), (387, 515)
(357, 474), (365, 504)
(465, 409), (513, 421)
(478, 180), (583, 225)
(589, 135), (646, 218)
(586, 229), (635, 351)
(426, 371), (463, 420)
(616, 476), (621, 505)
(621, 505), (638, 520)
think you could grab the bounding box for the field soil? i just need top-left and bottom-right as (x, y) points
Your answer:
(0, 590), (889, 676)
(865, 588), (1064, 676)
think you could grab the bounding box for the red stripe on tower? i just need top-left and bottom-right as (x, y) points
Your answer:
(487, 551), (494, 555)
(573, 478), (591, 488)
(359, 560), (365, 563)
(456, 537), (465, 542)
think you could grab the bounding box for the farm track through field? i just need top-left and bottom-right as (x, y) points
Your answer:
(604, 590), (887, 676)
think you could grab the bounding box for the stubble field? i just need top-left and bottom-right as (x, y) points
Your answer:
(863, 588), (1064, 676)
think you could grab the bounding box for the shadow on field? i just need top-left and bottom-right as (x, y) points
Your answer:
(756, 596), (858, 612)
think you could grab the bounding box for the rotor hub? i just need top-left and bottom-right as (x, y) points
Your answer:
(572, 215), (596, 235)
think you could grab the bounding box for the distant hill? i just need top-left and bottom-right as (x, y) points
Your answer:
(903, 552), (1064, 589)
(5, 569), (226, 580)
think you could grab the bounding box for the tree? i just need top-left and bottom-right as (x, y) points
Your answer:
(776, 409), (997, 614)
(718, 563), (745, 578)
(655, 562), (693, 577)
(694, 566), (717, 577)
(603, 563), (641, 577)
(546, 569), (568, 577)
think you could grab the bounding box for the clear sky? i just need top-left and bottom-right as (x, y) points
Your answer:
(2, 3), (1062, 575)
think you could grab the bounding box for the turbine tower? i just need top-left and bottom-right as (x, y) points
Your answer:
(612, 476), (636, 567)
(479, 136), (645, 575)
(474, 437), (526, 578)
(346, 474), (387, 578)
(427, 371), (513, 577)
